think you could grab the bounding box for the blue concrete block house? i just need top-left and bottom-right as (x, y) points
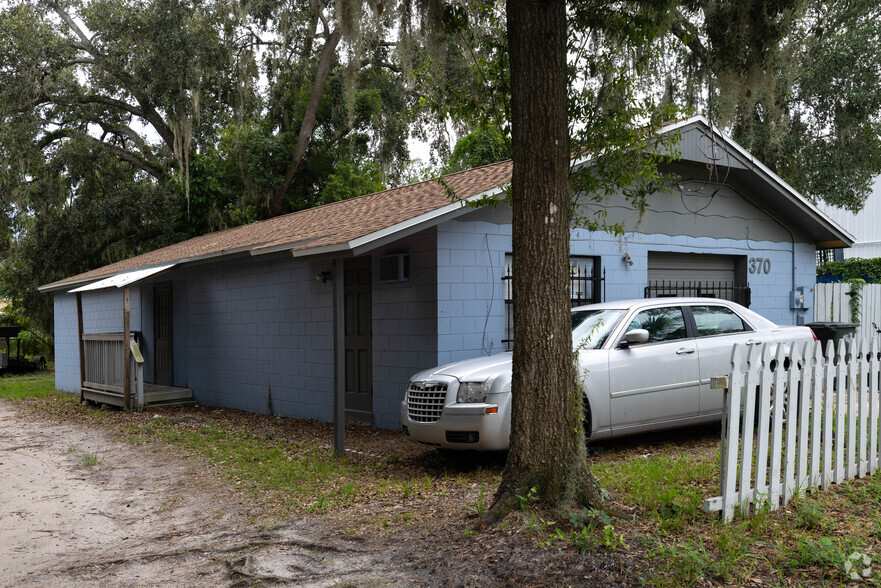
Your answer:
(41, 117), (853, 429)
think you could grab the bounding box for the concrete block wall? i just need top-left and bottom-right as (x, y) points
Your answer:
(570, 229), (815, 326)
(80, 287), (142, 333)
(370, 230), (439, 428)
(53, 293), (80, 393)
(185, 254), (335, 420)
(436, 219), (512, 365)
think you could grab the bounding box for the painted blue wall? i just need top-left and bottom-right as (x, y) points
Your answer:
(53, 294), (80, 393)
(51, 207), (816, 430)
(370, 231), (439, 428)
(182, 254), (334, 418)
(569, 229), (815, 326)
(435, 219), (511, 365)
(431, 212), (817, 373)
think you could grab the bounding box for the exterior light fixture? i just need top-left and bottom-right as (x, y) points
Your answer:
(623, 253), (634, 267)
(316, 271), (332, 283)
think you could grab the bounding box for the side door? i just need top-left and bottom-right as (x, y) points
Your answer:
(344, 257), (373, 423)
(154, 283), (173, 386)
(689, 304), (760, 416)
(608, 305), (701, 434)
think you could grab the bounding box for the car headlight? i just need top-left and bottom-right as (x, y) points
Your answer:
(457, 382), (489, 403)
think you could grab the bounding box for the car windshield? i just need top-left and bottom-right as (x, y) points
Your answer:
(571, 309), (625, 350)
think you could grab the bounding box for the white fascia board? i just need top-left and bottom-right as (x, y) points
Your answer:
(41, 243), (272, 293)
(661, 116), (853, 244)
(712, 127), (852, 244)
(290, 184), (509, 259)
(38, 277), (100, 293)
(249, 237), (324, 257)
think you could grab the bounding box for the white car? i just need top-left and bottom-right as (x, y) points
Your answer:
(400, 298), (816, 450)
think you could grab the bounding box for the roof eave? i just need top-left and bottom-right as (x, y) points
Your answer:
(664, 116), (854, 246)
(285, 184), (509, 258)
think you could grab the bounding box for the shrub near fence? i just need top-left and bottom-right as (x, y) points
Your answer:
(704, 336), (881, 523)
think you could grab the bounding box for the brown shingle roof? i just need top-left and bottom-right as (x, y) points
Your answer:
(41, 160), (512, 291)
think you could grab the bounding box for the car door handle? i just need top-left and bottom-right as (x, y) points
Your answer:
(746, 339), (762, 345)
(676, 347), (696, 355)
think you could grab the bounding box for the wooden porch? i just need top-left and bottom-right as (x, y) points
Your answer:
(80, 332), (193, 409)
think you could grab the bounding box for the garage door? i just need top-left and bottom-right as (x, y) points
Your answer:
(646, 252), (749, 305)
(648, 252), (736, 283)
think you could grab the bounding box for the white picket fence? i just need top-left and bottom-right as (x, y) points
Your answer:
(704, 336), (881, 522)
(814, 282), (881, 338)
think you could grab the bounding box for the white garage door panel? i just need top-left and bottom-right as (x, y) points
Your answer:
(647, 252), (736, 284)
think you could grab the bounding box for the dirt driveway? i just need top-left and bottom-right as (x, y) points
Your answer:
(0, 401), (415, 587)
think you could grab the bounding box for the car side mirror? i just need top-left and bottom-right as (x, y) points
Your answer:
(620, 329), (649, 348)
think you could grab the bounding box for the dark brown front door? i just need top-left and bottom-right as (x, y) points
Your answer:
(344, 258), (372, 422)
(154, 283), (174, 386)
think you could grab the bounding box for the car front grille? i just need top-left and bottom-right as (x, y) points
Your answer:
(406, 382), (448, 423)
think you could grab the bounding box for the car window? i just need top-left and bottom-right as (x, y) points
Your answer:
(690, 305), (750, 336)
(571, 309), (625, 349)
(627, 306), (688, 343)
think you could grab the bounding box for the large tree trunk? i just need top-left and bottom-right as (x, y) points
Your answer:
(486, 0), (606, 520)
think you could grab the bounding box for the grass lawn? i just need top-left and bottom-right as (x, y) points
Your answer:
(3, 370), (880, 585)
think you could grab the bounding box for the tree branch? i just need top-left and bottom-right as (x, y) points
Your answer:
(47, 0), (177, 152)
(36, 129), (165, 178)
(99, 122), (149, 151)
(670, 9), (711, 69)
(73, 94), (146, 119)
(271, 25), (343, 215)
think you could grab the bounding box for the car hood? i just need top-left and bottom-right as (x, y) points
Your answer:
(412, 353), (513, 383)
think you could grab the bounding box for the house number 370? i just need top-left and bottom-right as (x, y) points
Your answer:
(749, 257), (771, 274)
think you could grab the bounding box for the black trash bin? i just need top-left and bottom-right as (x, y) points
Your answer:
(804, 322), (859, 350)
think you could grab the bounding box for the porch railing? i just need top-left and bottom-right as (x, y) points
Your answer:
(81, 333), (144, 409)
(82, 333), (126, 393)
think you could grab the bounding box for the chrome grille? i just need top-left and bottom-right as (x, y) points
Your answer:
(406, 382), (448, 423)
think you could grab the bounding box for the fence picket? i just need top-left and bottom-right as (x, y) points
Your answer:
(848, 338), (858, 480)
(835, 339), (848, 484)
(796, 342), (812, 492)
(755, 344), (774, 500)
(738, 343), (762, 512)
(706, 335), (881, 522)
(866, 337), (881, 474)
(858, 338), (869, 477)
(721, 345), (745, 522)
(769, 344), (788, 510)
(822, 339), (835, 488)
(809, 342), (823, 490)
(783, 345), (802, 504)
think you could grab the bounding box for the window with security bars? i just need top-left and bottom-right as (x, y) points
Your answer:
(643, 281), (751, 307)
(502, 255), (604, 351)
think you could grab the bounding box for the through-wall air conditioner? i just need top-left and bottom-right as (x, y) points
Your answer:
(379, 253), (410, 282)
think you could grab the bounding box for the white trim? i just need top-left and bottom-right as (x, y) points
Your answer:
(249, 237), (325, 257)
(289, 185), (509, 258)
(664, 117), (853, 244)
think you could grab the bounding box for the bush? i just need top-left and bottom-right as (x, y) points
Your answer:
(817, 258), (881, 283)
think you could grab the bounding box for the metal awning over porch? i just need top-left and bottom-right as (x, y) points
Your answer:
(68, 264), (176, 293)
